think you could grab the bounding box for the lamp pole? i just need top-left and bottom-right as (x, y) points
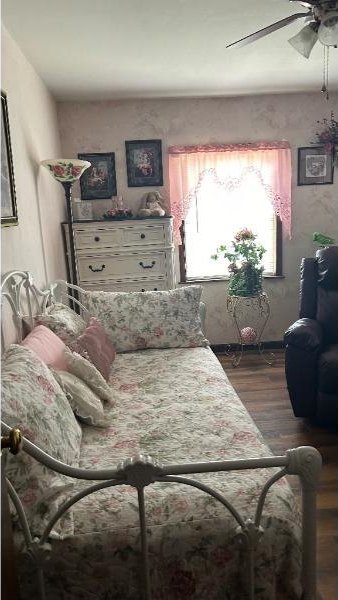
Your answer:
(61, 181), (80, 310)
(61, 181), (77, 287)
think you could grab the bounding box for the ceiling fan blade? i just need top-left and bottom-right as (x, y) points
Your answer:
(226, 11), (311, 49)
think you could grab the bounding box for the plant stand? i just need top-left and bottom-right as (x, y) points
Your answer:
(225, 293), (276, 367)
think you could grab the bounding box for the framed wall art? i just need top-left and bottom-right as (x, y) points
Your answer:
(297, 146), (334, 186)
(1, 91), (18, 226)
(78, 152), (117, 199)
(125, 139), (163, 187)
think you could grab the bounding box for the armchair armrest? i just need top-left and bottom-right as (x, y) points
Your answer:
(284, 318), (323, 351)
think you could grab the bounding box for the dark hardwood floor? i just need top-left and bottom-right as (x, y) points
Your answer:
(216, 349), (338, 600)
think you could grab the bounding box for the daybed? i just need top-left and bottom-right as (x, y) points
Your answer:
(1, 271), (321, 600)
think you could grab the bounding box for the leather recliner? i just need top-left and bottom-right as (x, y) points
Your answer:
(284, 246), (338, 426)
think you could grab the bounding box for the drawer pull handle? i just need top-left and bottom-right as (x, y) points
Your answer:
(140, 233), (146, 239)
(154, 288), (158, 291)
(141, 288), (145, 292)
(89, 264), (106, 273)
(94, 236), (100, 242)
(139, 260), (156, 269)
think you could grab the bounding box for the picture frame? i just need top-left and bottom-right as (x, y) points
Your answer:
(1, 91), (18, 226)
(78, 152), (117, 200)
(297, 146), (334, 186)
(125, 139), (163, 187)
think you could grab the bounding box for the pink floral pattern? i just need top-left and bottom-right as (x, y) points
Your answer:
(15, 347), (301, 599)
(2, 345), (82, 536)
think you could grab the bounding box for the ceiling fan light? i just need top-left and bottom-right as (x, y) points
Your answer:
(288, 22), (319, 58)
(318, 11), (338, 46)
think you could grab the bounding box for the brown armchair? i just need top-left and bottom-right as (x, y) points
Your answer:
(284, 246), (338, 426)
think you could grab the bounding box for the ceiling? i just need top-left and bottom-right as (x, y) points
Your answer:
(2, 0), (338, 101)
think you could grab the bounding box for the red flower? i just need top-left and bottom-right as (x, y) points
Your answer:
(234, 228), (255, 241)
(37, 375), (55, 394)
(153, 326), (163, 337)
(22, 490), (37, 507)
(170, 568), (196, 598)
(119, 383), (138, 393)
(71, 166), (82, 177)
(52, 165), (65, 177)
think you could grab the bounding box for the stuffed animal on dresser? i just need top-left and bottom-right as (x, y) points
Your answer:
(137, 191), (166, 217)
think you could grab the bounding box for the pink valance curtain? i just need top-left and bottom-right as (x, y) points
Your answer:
(168, 142), (292, 244)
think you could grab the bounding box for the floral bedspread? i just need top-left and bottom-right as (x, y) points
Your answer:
(17, 347), (302, 600)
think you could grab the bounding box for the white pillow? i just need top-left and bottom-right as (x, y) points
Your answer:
(82, 286), (209, 352)
(51, 369), (108, 427)
(64, 349), (113, 403)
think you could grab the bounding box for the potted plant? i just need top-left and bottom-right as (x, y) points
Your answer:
(212, 229), (266, 297)
(313, 111), (338, 165)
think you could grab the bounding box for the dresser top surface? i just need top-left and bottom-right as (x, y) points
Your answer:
(62, 216), (173, 225)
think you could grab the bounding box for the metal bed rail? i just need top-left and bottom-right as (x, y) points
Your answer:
(1, 422), (321, 600)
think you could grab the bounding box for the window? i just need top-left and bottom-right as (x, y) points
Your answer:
(181, 169), (282, 281)
(169, 142), (290, 282)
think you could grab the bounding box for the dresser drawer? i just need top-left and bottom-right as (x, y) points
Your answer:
(80, 280), (167, 293)
(75, 229), (120, 250)
(121, 224), (165, 247)
(78, 251), (167, 282)
(74, 223), (167, 250)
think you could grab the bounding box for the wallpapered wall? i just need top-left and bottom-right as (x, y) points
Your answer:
(1, 27), (67, 343)
(58, 93), (338, 344)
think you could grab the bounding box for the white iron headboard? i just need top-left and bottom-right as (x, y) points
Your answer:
(0, 271), (89, 348)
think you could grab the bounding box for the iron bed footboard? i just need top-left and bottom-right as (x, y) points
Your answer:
(1, 421), (321, 600)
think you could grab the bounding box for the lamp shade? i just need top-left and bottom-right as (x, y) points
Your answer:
(318, 11), (338, 46)
(40, 158), (91, 183)
(288, 22), (319, 58)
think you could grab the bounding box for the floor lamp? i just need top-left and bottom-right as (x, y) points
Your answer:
(40, 158), (91, 306)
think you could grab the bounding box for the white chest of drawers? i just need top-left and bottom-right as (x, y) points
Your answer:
(62, 217), (176, 292)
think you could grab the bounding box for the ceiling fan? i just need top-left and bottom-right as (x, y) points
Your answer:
(226, 0), (338, 58)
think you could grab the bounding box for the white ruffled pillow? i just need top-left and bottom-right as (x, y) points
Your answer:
(82, 286), (209, 352)
(51, 369), (108, 427)
(64, 349), (113, 403)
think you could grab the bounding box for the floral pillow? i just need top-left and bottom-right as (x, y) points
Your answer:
(1, 345), (82, 536)
(51, 369), (108, 427)
(64, 349), (113, 403)
(36, 302), (87, 345)
(82, 286), (209, 352)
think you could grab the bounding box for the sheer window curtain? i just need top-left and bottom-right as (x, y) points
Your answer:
(168, 142), (292, 244)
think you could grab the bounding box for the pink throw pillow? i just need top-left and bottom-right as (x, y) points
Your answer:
(70, 317), (115, 381)
(21, 324), (68, 371)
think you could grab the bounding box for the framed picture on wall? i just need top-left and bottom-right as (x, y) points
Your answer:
(78, 152), (117, 199)
(297, 146), (334, 186)
(125, 139), (163, 187)
(1, 91), (18, 226)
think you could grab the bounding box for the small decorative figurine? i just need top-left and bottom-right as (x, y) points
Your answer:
(102, 196), (133, 220)
(137, 191), (166, 218)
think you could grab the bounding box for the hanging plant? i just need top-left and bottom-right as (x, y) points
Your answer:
(313, 111), (338, 162)
(212, 229), (266, 297)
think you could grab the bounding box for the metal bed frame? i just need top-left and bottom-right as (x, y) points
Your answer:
(1, 270), (322, 600)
